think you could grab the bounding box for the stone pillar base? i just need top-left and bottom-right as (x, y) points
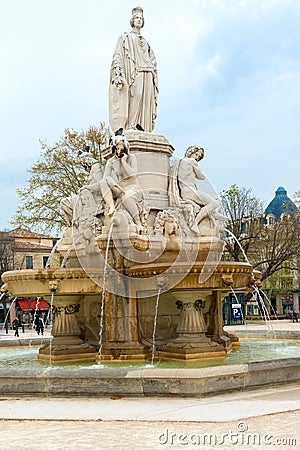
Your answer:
(228, 332), (240, 346)
(96, 342), (150, 361)
(159, 348), (226, 360)
(38, 294), (97, 363)
(38, 337), (97, 363)
(161, 336), (226, 360)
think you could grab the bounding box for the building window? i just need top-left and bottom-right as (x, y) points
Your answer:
(25, 255), (33, 269)
(43, 256), (49, 268)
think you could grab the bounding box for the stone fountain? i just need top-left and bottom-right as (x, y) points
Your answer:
(2, 6), (260, 364)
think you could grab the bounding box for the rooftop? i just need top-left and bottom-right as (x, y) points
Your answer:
(265, 186), (298, 219)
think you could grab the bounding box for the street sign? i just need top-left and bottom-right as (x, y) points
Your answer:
(231, 303), (242, 319)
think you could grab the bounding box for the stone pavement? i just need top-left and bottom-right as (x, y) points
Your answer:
(225, 319), (300, 340)
(225, 319), (300, 331)
(0, 326), (52, 346)
(1, 319), (298, 347)
(0, 321), (299, 449)
(0, 384), (299, 449)
(226, 319), (300, 332)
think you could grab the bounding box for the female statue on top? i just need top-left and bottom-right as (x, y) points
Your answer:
(109, 6), (158, 133)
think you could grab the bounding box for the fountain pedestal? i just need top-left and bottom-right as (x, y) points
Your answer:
(96, 292), (150, 361)
(206, 290), (233, 350)
(161, 299), (226, 360)
(39, 295), (96, 362)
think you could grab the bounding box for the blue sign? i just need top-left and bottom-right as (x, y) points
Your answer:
(231, 303), (242, 320)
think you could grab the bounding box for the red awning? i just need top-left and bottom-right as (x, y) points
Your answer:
(17, 299), (50, 311)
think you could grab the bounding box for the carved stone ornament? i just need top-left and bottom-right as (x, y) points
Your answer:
(49, 280), (59, 291)
(221, 274), (234, 286)
(52, 303), (80, 315)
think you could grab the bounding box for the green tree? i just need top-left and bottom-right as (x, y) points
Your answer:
(220, 184), (265, 261)
(11, 123), (111, 234)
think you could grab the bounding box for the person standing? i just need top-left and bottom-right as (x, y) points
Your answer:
(19, 316), (25, 333)
(34, 314), (39, 334)
(34, 315), (44, 335)
(291, 310), (298, 323)
(109, 6), (158, 133)
(38, 316), (44, 335)
(12, 317), (19, 337)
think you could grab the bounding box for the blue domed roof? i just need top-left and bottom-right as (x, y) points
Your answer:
(276, 186), (287, 194)
(265, 186), (298, 219)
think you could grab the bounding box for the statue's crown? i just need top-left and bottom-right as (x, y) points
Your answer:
(132, 6), (143, 17)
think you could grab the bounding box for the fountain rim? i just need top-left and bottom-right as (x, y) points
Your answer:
(0, 357), (299, 398)
(1, 262), (257, 285)
(128, 260), (254, 276)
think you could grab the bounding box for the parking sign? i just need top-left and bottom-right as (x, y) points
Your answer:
(231, 303), (242, 319)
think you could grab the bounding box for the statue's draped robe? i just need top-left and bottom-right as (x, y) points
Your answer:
(109, 32), (158, 133)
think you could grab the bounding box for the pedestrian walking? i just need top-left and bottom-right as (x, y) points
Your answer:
(12, 317), (19, 337)
(19, 317), (25, 333)
(34, 315), (44, 335)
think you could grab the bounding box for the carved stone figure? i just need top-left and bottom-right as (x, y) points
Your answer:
(59, 150), (104, 251)
(109, 6), (158, 133)
(169, 146), (226, 234)
(60, 151), (103, 227)
(60, 194), (77, 227)
(153, 210), (181, 249)
(99, 135), (145, 234)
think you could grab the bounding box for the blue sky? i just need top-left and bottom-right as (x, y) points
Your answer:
(0, 0), (300, 230)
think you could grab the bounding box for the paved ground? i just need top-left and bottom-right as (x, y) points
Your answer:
(225, 320), (300, 332)
(0, 321), (299, 449)
(0, 411), (299, 449)
(1, 319), (299, 346)
(0, 386), (299, 449)
(0, 325), (52, 341)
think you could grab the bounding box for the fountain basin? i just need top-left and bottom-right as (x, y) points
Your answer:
(0, 358), (299, 398)
(2, 260), (257, 362)
(2, 261), (255, 362)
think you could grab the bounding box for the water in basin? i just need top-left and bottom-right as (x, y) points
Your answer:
(1, 338), (299, 370)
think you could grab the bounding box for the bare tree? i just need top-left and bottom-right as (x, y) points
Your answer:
(220, 184), (265, 261)
(252, 212), (300, 282)
(0, 233), (15, 283)
(11, 124), (111, 234)
(293, 190), (300, 207)
(220, 184), (300, 283)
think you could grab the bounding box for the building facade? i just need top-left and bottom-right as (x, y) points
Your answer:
(223, 186), (299, 324)
(0, 228), (59, 327)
